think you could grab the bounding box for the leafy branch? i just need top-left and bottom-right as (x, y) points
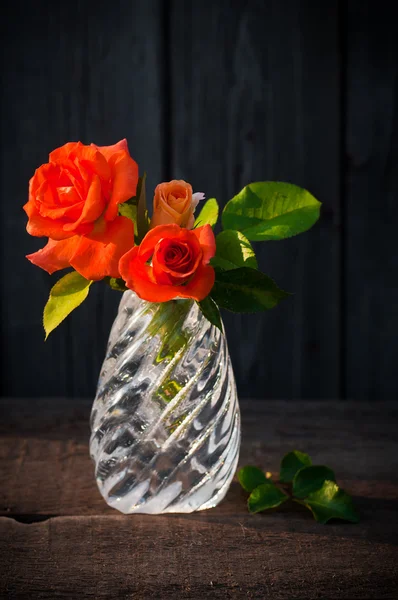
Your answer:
(238, 450), (360, 524)
(197, 181), (321, 328)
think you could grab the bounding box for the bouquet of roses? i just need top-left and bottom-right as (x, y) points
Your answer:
(24, 139), (321, 336)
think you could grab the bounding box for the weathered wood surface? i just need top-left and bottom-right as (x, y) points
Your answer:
(2, 0), (342, 401)
(1, 398), (397, 598)
(345, 1), (398, 399)
(171, 0), (341, 399)
(1, 0), (164, 398)
(1, 1), (397, 396)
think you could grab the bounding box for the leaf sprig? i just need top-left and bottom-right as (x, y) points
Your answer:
(194, 181), (321, 329)
(238, 450), (360, 524)
(41, 180), (321, 336)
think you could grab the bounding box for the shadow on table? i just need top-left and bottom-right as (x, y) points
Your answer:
(165, 482), (398, 547)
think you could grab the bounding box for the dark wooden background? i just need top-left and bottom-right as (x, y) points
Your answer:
(1, 0), (397, 400)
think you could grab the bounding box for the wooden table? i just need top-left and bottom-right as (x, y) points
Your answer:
(1, 398), (397, 599)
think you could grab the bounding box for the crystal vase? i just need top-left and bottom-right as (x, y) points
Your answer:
(89, 291), (241, 514)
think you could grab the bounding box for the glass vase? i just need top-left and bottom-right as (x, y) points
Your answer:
(89, 291), (241, 514)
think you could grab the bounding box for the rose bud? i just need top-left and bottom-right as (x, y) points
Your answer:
(150, 180), (204, 229)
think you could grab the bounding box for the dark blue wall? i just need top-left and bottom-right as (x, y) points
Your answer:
(1, 0), (397, 399)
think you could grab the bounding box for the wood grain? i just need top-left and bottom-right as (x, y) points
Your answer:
(345, 1), (398, 399)
(0, 398), (397, 598)
(170, 0), (341, 399)
(1, 513), (397, 599)
(0, 0), (164, 397)
(1, 397), (397, 517)
(1, 397), (397, 516)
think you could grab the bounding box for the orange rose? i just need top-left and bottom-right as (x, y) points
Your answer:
(24, 139), (138, 280)
(150, 180), (204, 229)
(119, 224), (216, 302)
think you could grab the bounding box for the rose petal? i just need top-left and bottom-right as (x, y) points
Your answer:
(75, 146), (111, 181)
(186, 214), (195, 229)
(63, 175), (105, 232)
(24, 210), (80, 240)
(122, 261), (214, 303)
(70, 216), (135, 280)
(191, 225), (216, 264)
(152, 237), (201, 282)
(49, 142), (81, 163)
(181, 263), (215, 301)
(119, 224), (215, 303)
(93, 138), (129, 161)
(191, 192), (205, 209)
(150, 205), (183, 228)
(167, 194), (190, 212)
(119, 247), (183, 302)
(38, 193), (83, 220)
(92, 139), (138, 221)
(138, 224), (182, 259)
(26, 237), (79, 274)
(104, 150), (139, 220)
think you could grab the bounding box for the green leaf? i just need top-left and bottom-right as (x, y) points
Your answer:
(43, 271), (92, 339)
(197, 296), (222, 331)
(147, 300), (191, 364)
(211, 230), (258, 271)
(210, 267), (289, 313)
(118, 199), (137, 235)
(280, 450), (312, 483)
(222, 181), (321, 241)
(238, 466), (268, 493)
(300, 480), (360, 524)
(292, 465), (336, 499)
(136, 173), (149, 243)
(194, 198), (219, 228)
(247, 481), (288, 514)
(104, 277), (128, 292)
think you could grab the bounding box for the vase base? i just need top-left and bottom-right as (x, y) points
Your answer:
(96, 411), (241, 515)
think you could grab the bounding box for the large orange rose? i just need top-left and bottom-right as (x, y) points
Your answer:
(24, 139), (138, 280)
(119, 224), (216, 302)
(150, 180), (203, 229)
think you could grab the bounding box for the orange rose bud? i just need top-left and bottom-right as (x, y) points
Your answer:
(24, 139), (138, 280)
(119, 224), (216, 302)
(151, 180), (198, 229)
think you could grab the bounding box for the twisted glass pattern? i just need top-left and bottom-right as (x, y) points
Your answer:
(90, 291), (241, 514)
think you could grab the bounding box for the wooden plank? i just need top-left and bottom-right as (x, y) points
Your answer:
(1, 398), (397, 516)
(1, 513), (397, 599)
(1, 398), (397, 598)
(0, 0), (164, 397)
(170, 0), (341, 399)
(345, 2), (398, 399)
